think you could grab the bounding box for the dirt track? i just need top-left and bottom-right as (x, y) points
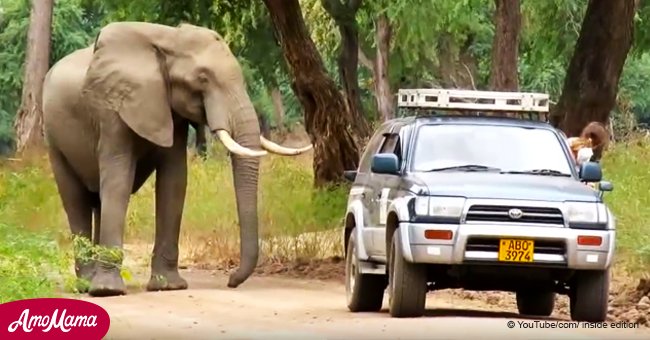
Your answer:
(82, 269), (650, 340)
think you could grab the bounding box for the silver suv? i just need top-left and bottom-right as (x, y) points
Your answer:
(342, 89), (615, 321)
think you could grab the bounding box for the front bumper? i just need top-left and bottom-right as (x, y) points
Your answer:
(399, 222), (615, 270)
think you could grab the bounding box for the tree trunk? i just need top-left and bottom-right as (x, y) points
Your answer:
(14, 0), (54, 154)
(374, 13), (394, 121)
(552, 0), (635, 140)
(489, 0), (521, 92)
(321, 0), (370, 139)
(263, 0), (360, 187)
(268, 85), (286, 133)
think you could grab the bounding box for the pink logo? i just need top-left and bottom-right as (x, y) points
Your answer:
(0, 298), (110, 340)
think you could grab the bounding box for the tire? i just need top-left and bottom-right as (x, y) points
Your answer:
(388, 230), (427, 318)
(516, 290), (556, 317)
(346, 229), (387, 312)
(569, 269), (610, 322)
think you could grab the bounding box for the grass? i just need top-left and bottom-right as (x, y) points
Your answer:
(0, 222), (73, 303)
(0, 133), (649, 302)
(601, 135), (650, 273)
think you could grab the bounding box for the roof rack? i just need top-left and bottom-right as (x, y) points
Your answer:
(397, 88), (550, 113)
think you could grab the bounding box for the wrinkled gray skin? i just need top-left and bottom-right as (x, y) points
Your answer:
(42, 22), (311, 297)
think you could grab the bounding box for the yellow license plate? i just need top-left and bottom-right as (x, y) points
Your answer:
(498, 239), (534, 262)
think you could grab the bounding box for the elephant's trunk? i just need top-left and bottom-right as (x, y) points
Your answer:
(228, 150), (260, 288)
(227, 104), (261, 288)
(204, 90), (262, 288)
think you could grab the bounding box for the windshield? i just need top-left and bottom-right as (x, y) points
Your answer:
(410, 124), (573, 175)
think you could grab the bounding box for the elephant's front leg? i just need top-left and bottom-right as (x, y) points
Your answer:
(89, 136), (137, 297)
(147, 126), (189, 291)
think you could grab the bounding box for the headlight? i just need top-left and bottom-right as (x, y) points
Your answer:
(414, 196), (466, 218)
(565, 202), (608, 224)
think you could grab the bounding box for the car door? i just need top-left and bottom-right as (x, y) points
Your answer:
(354, 125), (391, 256)
(368, 126), (405, 258)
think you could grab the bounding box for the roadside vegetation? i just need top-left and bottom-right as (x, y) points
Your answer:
(0, 221), (72, 303)
(602, 134), (650, 273)
(1, 131), (649, 301)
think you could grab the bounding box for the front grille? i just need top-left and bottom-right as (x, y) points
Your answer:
(465, 237), (566, 255)
(465, 205), (564, 225)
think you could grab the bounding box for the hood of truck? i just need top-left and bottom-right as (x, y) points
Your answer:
(404, 172), (601, 202)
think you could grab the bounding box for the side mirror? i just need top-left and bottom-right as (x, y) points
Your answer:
(579, 161), (602, 182)
(371, 153), (399, 175)
(599, 180), (613, 192)
(343, 170), (357, 182)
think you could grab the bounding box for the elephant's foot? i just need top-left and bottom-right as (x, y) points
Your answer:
(74, 260), (96, 293)
(88, 267), (126, 297)
(146, 270), (188, 291)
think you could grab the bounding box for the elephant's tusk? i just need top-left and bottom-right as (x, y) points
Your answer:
(260, 136), (313, 156)
(215, 130), (267, 157)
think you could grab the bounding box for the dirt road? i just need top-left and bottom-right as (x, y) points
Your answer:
(82, 269), (650, 339)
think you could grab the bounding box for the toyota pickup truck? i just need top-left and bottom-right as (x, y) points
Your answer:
(342, 88), (615, 322)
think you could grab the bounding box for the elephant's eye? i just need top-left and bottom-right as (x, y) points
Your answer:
(197, 73), (209, 85)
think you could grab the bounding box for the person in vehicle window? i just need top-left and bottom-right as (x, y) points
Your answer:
(567, 121), (609, 165)
(566, 121), (609, 190)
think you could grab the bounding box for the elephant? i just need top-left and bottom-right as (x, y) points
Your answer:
(41, 21), (312, 297)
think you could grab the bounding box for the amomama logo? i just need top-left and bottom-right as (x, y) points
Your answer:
(0, 298), (110, 340)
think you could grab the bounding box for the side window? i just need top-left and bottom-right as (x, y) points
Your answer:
(358, 128), (388, 173)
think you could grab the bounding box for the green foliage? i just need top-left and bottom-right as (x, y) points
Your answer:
(618, 54), (650, 124)
(632, 0), (650, 54)
(2, 0), (650, 152)
(0, 222), (72, 303)
(602, 137), (650, 271)
(0, 0), (29, 152)
(0, 0), (98, 154)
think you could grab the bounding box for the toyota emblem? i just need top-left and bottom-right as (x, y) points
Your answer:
(508, 208), (523, 219)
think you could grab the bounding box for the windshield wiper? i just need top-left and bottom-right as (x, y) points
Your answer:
(501, 169), (571, 177)
(424, 164), (501, 172)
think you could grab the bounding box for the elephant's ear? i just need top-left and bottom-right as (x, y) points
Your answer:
(81, 25), (174, 147)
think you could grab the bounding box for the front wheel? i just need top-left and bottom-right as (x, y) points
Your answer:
(388, 230), (427, 318)
(345, 229), (387, 312)
(569, 269), (610, 322)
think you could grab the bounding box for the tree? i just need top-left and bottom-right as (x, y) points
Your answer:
(263, 0), (360, 186)
(13, 0), (54, 154)
(489, 0), (520, 91)
(320, 0), (370, 137)
(552, 0), (636, 143)
(373, 12), (394, 121)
